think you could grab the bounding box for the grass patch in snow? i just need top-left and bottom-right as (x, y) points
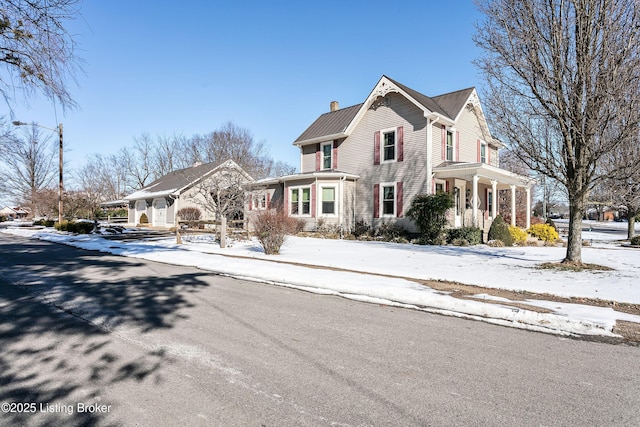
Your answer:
(537, 262), (614, 272)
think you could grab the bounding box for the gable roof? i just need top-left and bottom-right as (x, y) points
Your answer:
(124, 159), (252, 200)
(293, 75), (480, 146)
(431, 87), (476, 120)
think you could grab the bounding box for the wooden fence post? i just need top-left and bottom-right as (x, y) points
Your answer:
(176, 216), (182, 244)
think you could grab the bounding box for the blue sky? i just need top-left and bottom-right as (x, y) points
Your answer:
(8, 0), (485, 180)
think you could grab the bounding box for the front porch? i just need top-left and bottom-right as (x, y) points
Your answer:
(434, 162), (535, 237)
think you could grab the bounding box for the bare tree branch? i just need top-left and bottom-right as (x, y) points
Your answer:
(0, 0), (81, 110)
(475, 0), (640, 263)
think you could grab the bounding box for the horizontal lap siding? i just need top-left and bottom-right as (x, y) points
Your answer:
(456, 108), (484, 163)
(338, 93), (428, 231)
(433, 121), (444, 164)
(301, 144), (317, 172)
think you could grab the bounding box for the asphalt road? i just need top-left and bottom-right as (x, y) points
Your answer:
(1, 234), (639, 426)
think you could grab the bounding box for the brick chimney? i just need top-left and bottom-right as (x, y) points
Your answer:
(330, 101), (339, 112)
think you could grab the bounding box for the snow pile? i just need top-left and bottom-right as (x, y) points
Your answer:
(3, 221), (640, 338)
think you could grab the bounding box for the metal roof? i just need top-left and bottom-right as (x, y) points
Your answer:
(293, 76), (477, 146)
(294, 103), (362, 144)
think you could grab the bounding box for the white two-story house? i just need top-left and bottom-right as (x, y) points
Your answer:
(251, 75), (533, 236)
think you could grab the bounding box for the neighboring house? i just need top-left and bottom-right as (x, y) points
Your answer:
(0, 206), (30, 220)
(251, 75), (534, 236)
(124, 159), (253, 227)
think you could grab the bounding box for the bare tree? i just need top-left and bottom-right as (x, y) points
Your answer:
(0, 0), (81, 110)
(0, 123), (56, 215)
(600, 130), (640, 238)
(475, 0), (640, 264)
(125, 134), (154, 190)
(152, 133), (188, 177)
(189, 122), (274, 179)
(186, 161), (253, 221)
(74, 152), (131, 217)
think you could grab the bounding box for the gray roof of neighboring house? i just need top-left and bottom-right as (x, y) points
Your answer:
(294, 103), (362, 144)
(294, 76), (476, 145)
(125, 160), (249, 200)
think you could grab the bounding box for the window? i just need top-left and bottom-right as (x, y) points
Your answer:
(374, 182), (403, 218)
(435, 183), (444, 193)
(487, 190), (493, 216)
(252, 193), (266, 210)
(480, 143), (487, 163)
(446, 131), (454, 161)
(321, 142), (332, 170)
(290, 187), (310, 215)
(321, 187), (335, 214)
(383, 130), (395, 161)
(382, 185), (395, 216)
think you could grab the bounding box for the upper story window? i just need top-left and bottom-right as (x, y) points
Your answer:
(446, 131), (454, 161)
(374, 127), (403, 165)
(321, 142), (333, 170)
(290, 187), (310, 215)
(480, 143), (487, 163)
(383, 130), (396, 162)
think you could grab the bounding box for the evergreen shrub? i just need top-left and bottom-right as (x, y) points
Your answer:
(488, 215), (514, 246)
(447, 227), (482, 245)
(406, 192), (454, 244)
(54, 220), (94, 234)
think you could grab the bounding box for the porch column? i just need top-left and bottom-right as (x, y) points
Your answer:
(525, 186), (531, 229)
(472, 175), (479, 226)
(491, 180), (497, 218)
(510, 185), (517, 227)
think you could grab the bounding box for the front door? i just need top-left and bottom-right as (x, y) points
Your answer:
(454, 187), (462, 227)
(153, 198), (167, 227)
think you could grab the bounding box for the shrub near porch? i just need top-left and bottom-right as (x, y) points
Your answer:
(528, 223), (559, 242)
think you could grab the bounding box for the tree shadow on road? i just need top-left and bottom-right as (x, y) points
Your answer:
(0, 236), (211, 425)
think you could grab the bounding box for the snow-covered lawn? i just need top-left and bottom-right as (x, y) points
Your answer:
(2, 219), (639, 339)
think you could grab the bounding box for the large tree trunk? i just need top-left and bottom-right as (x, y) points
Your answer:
(564, 197), (585, 264)
(629, 212), (638, 239)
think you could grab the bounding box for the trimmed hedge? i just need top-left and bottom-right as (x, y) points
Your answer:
(33, 219), (56, 227)
(55, 220), (95, 234)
